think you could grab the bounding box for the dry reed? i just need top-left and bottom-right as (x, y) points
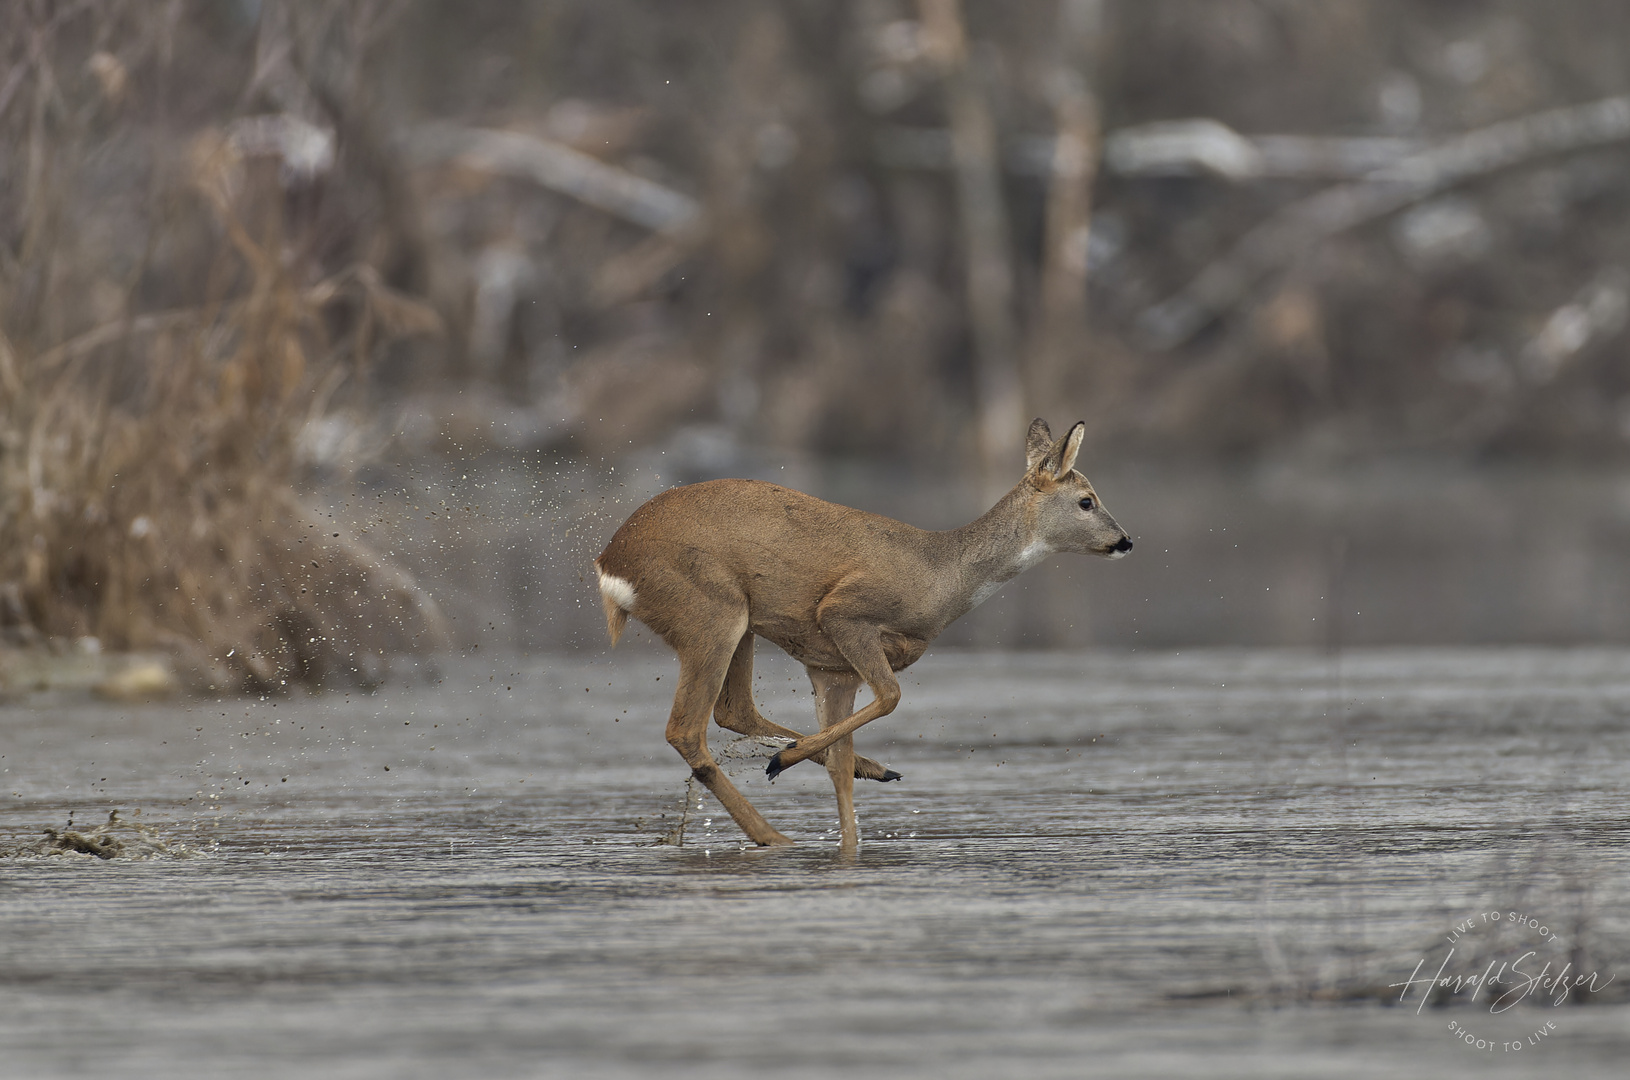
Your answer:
(0, 2), (446, 691)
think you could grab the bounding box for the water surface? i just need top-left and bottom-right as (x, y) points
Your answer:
(3, 647), (1627, 1078)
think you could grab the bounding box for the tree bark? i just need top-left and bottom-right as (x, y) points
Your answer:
(919, 0), (1022, 481)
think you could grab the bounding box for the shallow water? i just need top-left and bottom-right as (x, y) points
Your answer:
(2, 647), (1628, 1078)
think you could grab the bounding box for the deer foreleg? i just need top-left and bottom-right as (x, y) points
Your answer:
(808, 668), (863, 853)
(767, 619), (900, 780)
(714, 632), (901, 782)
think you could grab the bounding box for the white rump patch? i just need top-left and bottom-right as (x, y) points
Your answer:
(598, 570), (637, 612)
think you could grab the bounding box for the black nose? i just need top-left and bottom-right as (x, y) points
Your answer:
(1114, 536), (1133, 553)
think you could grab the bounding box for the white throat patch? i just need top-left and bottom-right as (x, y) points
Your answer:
(967, 541), (1054, 610)
(968, 580), (1003, 609)
(1014, 540), (1053, 572)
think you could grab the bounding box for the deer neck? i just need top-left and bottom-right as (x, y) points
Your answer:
(941, 483), (1051, 614)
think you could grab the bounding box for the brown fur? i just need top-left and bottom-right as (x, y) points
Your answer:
(596, 419), (1132, 848)
(602, 592), (629, 646)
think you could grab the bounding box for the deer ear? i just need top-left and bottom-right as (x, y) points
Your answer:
(1025, 418), (1053, 472)
(1054, 421), (1085, 477)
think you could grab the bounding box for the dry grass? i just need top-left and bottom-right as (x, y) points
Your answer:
(0, 2), (446, 690)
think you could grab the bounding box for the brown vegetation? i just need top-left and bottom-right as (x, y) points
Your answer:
(0, 3), (445, 688)
(8, 1), (1630, 678)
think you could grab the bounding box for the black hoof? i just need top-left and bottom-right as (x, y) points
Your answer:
(766, 753), (787, 781)
(878, 769), (903, 782)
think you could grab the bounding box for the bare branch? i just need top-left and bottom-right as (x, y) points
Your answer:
(876, 122), (1429, 181)
(1138, 95), (1630, 350)
(0, 1), (94, 124)
(407, 124), (702, 235)
(1520, 268), (1629, 384)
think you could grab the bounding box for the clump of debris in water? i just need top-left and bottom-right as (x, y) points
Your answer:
(2, 809), (205, 860)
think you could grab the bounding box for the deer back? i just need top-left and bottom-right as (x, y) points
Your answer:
(596, 478), (953, 644)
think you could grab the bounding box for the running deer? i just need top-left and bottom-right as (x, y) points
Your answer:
(594, 418), (1132, 850)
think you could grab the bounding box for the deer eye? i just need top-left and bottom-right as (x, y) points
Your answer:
(1078, 497), (1095, 512)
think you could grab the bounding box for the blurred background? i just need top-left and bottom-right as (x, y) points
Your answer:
(8, 0), (1630, 688)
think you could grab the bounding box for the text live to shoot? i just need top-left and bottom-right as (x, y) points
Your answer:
(1390, 910), (1617, 1053)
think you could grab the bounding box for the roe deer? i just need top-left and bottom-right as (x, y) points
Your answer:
(595, 418), (1132, 850)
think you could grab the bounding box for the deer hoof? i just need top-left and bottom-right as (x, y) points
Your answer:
(766, 742), (798, 781)
(878, 769), (903, 782)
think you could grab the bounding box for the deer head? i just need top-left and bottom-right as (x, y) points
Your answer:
(1021, 418), (1133, 559)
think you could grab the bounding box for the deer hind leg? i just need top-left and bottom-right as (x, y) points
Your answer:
(714, 632), (901, 782)
(767, 614), (900, 780)
(665, 612), (792, 847)
(807, 667), (863, 853)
